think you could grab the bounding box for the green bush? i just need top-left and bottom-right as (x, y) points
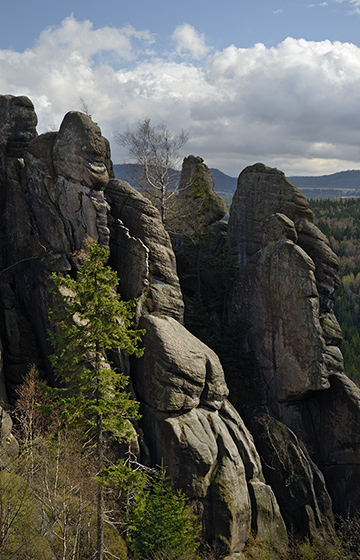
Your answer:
(128, 467), (200, 559)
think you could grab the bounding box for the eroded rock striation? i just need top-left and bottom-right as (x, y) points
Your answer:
(228, 164), (342, 410)
(134, 315), (287, 556)
(106, 179), (184, 322)
(227, 162), (360, 525)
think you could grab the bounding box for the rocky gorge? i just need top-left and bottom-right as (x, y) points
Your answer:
(0, 94), (360, 558)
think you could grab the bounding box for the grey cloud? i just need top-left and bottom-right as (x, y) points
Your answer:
(1, 19), (360, 176)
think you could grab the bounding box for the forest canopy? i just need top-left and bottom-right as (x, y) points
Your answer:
(310, 198), (360, 382)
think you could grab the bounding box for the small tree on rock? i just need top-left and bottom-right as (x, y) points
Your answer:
(116, 117), (189, 225)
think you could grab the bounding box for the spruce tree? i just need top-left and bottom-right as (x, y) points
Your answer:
(49, 242), (144, 560)
(129, 466), (199, 559)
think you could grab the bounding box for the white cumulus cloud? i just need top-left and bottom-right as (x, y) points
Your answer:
(171, 23), (211, 59)
(1, 17), (360, 177)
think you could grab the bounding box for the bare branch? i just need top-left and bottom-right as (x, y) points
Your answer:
(116, 118), (189, 225)
(79, 97), (94, 118)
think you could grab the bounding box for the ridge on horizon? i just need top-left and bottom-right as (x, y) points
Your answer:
(113, 164), (360, 198)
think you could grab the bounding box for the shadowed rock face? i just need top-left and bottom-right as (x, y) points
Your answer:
(307, 373), (360, 517)
(0, 95), (37, 157)
(0, 98), (287, 557)
(0, 105), (113, 398)
(134, 315), (287, 556)
(228, 163), (342, 409)
(227, 162), (360, 522)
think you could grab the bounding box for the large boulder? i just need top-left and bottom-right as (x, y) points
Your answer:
(135, 315), (228, 411)
(134, 315), (287, 556)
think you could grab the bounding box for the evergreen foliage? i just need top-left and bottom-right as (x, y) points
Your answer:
(128, 466), (200, 559)
(310, 198), (360, 382)
(48, 242), (144, 439)
(48, 241), (144, 560)
(11, 366), (128, 560)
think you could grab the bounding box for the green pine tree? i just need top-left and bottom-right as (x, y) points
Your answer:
(48, 241), (144, 560)
(129, 466), (200, 559)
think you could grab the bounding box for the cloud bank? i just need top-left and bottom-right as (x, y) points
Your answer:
(1, 15), (360, 176)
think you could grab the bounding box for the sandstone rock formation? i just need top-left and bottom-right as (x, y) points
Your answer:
(227, 162), (360, 524)
(106, 179), (184, 322)
(0, 97), (288, 558)
(134, 315), (287, 556)
(228, 164), (342, 411)
(25, 110), (112, 269)
(3, 95), (360, 555)
(175, 155), (227, 235)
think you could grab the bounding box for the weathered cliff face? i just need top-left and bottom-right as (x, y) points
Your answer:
(0, 97), (288, 558)
(227, 162), (360, 524)
(25, 110), (111, 268)
(106, 179), (184, 323)
(104, 180), (287, 555)
(3, 96), (360, 555)
(228, 164), (342, 410)
(133, 315), (287, 556)
(0, 100), (114, 400)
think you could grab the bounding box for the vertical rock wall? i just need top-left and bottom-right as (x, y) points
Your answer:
(227, 162), (360, 524)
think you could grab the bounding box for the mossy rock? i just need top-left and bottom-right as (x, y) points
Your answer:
(178, 155), (227, 229)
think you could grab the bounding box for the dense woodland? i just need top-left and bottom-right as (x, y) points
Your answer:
(309, 198), (360, 383)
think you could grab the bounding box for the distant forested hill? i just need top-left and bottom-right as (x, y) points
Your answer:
(291, 170), (360, 199)
(113, 164), (237, 194)
(310, 198), (360, 382)
(114, 164), (360, 199)
(291, 170), (360, 189)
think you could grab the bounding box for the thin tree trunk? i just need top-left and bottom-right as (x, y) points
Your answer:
(161, 183), (166, 224)
(96, 412), (104, 560)
(94, 270), (104, 560)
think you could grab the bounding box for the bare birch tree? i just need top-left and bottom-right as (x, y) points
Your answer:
(116, 118), (189, 225)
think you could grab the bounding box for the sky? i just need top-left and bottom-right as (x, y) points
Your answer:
(1, 0), (360, 177)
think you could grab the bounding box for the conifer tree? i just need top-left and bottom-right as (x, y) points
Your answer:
(49, 242), (144, 560)
(129, 466), (199, 559)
